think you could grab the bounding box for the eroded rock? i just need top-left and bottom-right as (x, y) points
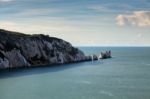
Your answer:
(0, 29), (88, 69)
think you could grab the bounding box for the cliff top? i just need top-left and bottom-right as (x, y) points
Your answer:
(0, 29), (68, 43)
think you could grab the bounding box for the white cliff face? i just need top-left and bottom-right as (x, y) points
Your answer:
(0, 58), (9, 69)
(19, 39), (43, 59)
(74, 50), (86, 61)
(0, 29), (88, 69)
(1, 49), (30, 68)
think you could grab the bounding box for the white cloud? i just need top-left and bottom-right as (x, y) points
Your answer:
(0, 20), (91, 46)
(0, 0), (13, 2)
(0, 21), (17, 30)
(0, 19), (112, 46)
(1, 16), (150, 46)
(137, 33), (142, 38)
(116, 11), (150, 27)
(0, 20), (76, 34)
(17, 8), (62, 16)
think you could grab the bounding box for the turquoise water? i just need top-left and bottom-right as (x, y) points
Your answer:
(0, 47), (150, 99)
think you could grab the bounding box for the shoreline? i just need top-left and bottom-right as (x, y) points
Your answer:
(0, 57), (98, 71)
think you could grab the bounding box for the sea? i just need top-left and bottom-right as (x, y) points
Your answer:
(0, 47), (150, 99)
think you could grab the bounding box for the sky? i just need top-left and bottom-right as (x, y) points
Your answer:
(0, 0), (150, 46)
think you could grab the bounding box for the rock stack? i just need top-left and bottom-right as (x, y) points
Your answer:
(100, 51), (112, 59)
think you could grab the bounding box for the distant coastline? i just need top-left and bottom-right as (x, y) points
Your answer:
(0, 29), (95, 69)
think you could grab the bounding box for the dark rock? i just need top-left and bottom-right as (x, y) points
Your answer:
(100, 51), (112, 59)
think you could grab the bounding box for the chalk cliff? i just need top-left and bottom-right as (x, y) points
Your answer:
(0, 29), (88, 69)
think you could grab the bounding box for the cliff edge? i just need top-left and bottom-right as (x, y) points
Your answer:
(0, 29), (88, 69)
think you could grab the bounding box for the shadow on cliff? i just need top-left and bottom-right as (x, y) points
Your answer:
(0, 61), (101, 79)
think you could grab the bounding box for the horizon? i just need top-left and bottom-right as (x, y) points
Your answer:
(0, 0), (150, 46)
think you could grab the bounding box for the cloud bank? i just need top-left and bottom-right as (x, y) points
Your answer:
(116, 11), (150, 27)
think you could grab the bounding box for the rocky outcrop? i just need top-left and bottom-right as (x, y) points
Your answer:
(100, 51), (112, 59)
(0, 29), (90, 69)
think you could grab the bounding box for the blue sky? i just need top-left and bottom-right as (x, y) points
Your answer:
(0, 0), (150, 46)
